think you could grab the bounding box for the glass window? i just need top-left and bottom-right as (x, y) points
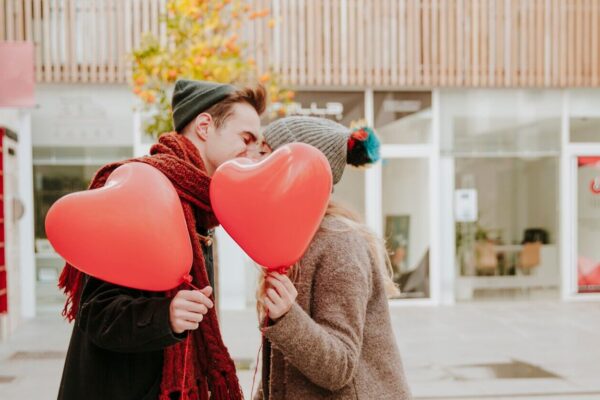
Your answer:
(268, 91), (365, 127)
(382, 158), (430, 298)
(570, 118), (600, 143)
(569, 90), (600, 143)
(374, 91), (432, 144)
(33, 165), (103, 243)
(454, 157), (560, 295)
(577, 157), (600, 293)
(440, 90), (562, 155)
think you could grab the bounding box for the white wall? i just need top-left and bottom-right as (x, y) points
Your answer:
(32, 84), (135, 147)
(0, 109), (36, 320)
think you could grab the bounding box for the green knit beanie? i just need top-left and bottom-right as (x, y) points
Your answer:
(171, 79), (236, 132)
(263, 116), (381, 185)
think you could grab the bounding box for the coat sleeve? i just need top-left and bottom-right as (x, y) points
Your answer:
(76, 276), (186, 353)
(263, 231), (372, 391)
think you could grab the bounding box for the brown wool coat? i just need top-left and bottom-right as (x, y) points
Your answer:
(255, 216), (412, 400)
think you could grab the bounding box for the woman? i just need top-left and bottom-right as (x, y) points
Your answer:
(255, 116), (412, 400)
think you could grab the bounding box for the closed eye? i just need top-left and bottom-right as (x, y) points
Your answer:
(242, 132), (257, 145)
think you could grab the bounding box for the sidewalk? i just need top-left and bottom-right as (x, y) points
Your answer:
(1, 301), (599, 399)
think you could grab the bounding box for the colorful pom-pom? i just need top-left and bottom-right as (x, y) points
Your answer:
(347, 126), (381, 167)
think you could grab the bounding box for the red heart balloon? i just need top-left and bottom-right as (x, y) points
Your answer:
(45, 162), (193, 291)
(210, 143), (332, 270)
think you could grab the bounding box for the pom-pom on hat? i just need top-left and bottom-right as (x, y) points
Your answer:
(263, 116), (381, 185)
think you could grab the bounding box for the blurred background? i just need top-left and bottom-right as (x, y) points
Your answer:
(1, 1), (600, 399)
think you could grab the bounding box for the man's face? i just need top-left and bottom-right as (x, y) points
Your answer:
(203, 102), (262, 170)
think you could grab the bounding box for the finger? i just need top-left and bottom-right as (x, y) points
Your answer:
(278, 275), (297, 296)
(183, 291), (214, 308)
(270, 272), (284, 281)
(178, 310), (205, 323)
(181, 301), (208, 315)
(266, 288), (282, 304)
(267, 278), (290, 301)
(180, 321), (200, 331)
(264, 297), (277, 314)
(199, 286), (213, 298)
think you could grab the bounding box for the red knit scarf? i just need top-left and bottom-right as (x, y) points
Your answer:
(58, 132), (243, 400)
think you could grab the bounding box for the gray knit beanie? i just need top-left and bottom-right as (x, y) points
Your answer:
(263, 116), (381, 185)
(171, 79), (236, 132)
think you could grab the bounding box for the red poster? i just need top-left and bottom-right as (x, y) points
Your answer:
(0, 42), (35, 108)
(578, 157), (600, 293)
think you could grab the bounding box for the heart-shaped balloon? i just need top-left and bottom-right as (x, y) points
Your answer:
(45, 162), (193, 291)
(210, 143), (332, 271)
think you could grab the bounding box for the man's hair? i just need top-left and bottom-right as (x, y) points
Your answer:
(202, 85), (267, 129)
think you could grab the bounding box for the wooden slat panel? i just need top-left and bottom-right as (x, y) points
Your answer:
(322, 0), (331, 85)
(399, 0), (407, 85)
(537, 0), (545, 86)
(413, 0), (421, 85)
(575, 0), (583, 86)
(116, 0), (125, 83)
(449, 0), (456, 85)
(365, 0), (373, 86)
(24, 0), (33, 41)
(33, 0), (43, 81)
(422, 0), (431, 86)
(106, 0), (115, 82)
(463, 0), (470, 85)
(3, 0), (598, 88)
(65, 0), (74, 82)
(141, 0), (150, 36)
(568, 0), (575, 86)
(0, 0), (5, 41)
(89, 0), (98, 82)
(42, 0), (52, 81)
(332, 0), (340, 85)
(98, 0), (107, 83)
(560, 0), (567, 86)
(15, 0), (24, 40)
(582, 0), (591, 86)
(431, 0), (438, 86)
(150, 0), (159, 38)
(6, 0), (14, 40)
(290, 0), (297, 84)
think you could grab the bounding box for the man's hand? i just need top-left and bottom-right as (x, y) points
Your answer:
(263, 272), (298, 320)
(169, 286), (213, 334)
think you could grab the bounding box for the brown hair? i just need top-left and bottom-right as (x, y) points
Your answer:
(204, 84), (267, 128)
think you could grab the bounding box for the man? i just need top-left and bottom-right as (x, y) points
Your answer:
(58, 80), (266, 400)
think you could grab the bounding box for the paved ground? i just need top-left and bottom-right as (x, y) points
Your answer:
(1, 300), (600, 399)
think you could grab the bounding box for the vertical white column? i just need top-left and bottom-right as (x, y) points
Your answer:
(132, 111), (151, 157)
(559, 90), (574, 300)
(18, 110), (36, 318)
(215, 227), (247, 310)
(431, 90), (448, 305)
(364, 89), (383, 236)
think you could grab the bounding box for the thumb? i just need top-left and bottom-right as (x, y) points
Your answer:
(199, 286), (213, 297)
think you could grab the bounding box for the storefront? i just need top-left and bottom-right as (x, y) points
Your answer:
(30, 85), (600, 312)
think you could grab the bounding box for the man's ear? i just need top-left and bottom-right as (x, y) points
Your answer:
(194, 113), (212, 141)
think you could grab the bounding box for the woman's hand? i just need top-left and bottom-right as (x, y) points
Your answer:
(264, 272), (298, 320)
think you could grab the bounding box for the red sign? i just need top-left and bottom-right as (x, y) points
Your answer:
(591, 177), (600, 194)
(0, 41), (35, 108)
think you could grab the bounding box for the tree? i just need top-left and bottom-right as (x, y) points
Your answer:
(130, 0), (292, 138)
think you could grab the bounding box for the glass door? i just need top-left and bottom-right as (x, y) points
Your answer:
(575, 156), (600, 294)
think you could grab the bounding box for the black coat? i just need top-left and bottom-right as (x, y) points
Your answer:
(58, 232), (215, 400)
